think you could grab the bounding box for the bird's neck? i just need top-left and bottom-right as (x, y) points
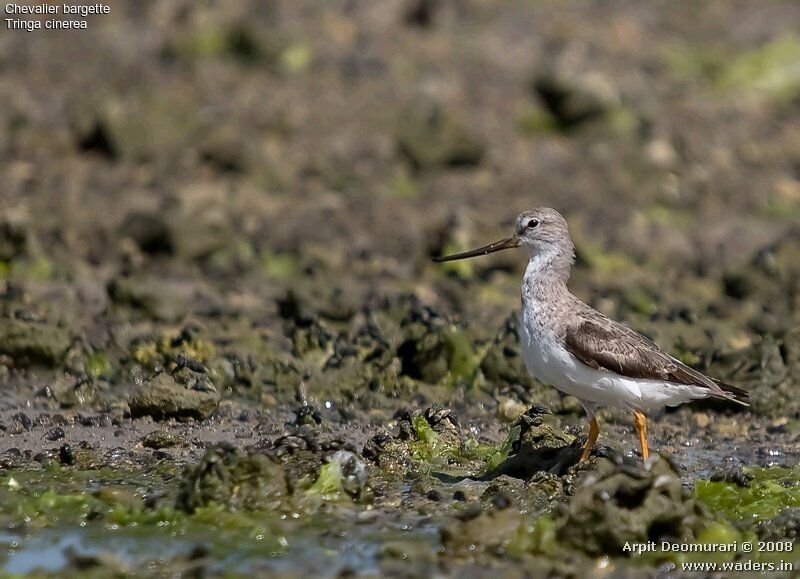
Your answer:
(521, 249), (572, 305)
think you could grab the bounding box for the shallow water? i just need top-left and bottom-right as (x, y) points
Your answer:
(0, 504), (442, 575)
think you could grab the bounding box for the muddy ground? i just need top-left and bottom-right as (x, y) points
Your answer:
(0, 0), (799, 576)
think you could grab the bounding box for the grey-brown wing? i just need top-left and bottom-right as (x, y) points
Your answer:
(563, 317), (748, 404)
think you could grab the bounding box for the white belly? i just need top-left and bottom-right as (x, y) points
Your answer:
(518, 315), (708, 412)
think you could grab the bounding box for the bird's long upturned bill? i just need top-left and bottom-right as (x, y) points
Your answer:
(433, 236), (520, 262)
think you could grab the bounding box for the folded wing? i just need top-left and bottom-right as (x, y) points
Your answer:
(562, 317), (748, 405)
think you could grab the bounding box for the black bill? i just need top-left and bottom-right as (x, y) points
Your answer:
(433, 236), (520, 262)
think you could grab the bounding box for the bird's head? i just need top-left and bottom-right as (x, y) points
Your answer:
(433, 207), (573, 263)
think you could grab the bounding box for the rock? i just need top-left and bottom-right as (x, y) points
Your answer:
(45, 376), (105, 408)
(127, 326), (217, 373)
(497, 397), (528, 423)
(555, 457), (706, 555)
(397, 323), (477, 384)
(108, 274), (202, 322)
(129, 372), (220, 421)
(166, 6), (279, 66)
(0, 213), (32, 261)
(756, 507), (800, 542)
(87, 90), (206, 165)
(709, 465), (754, 488)
(532, 70), (619, 130)
(710, 337), (790, 417)
(118, 210), (173, 255)
(0, 448), (26, 469)
(265, 422), (362, 495)
(0, 317), (72, 367)
(177, 444), (289, 513)
(396, 104), (484, 170)
(6, 412), (32, 435)
(292, 405), (322, 427)
(558, 395), (583, 415)
(307, 450), (369, 500)
(63, 550), (129, 576)
(44, 427), (66, 441)
(722, 229), (800, 336)
(691, 412), (712, 429)
(75, 120), (116, 158)
(118, 184), (236, 263)
(331, 450), (368, 498)
(479, 317), (538, 391)
(426, 489), (443, 501)
(644, 138), (679, 169)
(485, 405), (579, 478)
(170, 183), (235, 261)
(58, 442), (103, 469)
(363, 406), (465, 471)
(440, 502), (524, 558)
(404, 0), (439, 28)
(197, 125), (251, 174)
(141, 429), (185, 449)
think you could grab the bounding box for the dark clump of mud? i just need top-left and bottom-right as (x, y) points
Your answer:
(177, 443), (289, 513)
(1, 0), (799, 575)
(556, 457), (705, 555)
(129, 369), (220, 421)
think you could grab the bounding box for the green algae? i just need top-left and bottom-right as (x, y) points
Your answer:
(307, 462), (343, 499)
(406, 414), (530, 477)
(0, 256), (56, 281)
(516, 105), (560, 135)
(626, 520), (752, 567)
(715, 36), (800, 100)
(86, 350), (112, 380)
(433, 325), (481, 385)
(1, 469), (176, 530)
(130, 340), (159, 367)
(578, 242), (638, 275)
(385, 172), (420, 199)
(306, 458), (363, 502)
(0, 462), (375, 574)
(695, 466), (800, 521)
(261, 251), (298, 280)
(687, 522), (744, 563)
(129, 330), (217, 370)
(278, 42), (312, 75)
(442, 327), (480, 383)
(620, 285), (658, 316)
(483, 425), (521, 475)
(398, 324), (480, 386)
(0, 468), (292, 566)
(665, 35), (800, 101)
(506, 516), (559, 558)
(409, 415), (442, 461)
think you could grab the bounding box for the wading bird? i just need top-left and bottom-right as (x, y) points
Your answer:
(434, 208), (748, 462)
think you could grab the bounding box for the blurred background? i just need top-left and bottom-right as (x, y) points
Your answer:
(0, 0), (798, 415)
(0, 1), (799, 575)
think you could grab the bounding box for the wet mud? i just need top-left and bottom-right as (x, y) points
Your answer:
(1, 0), (799, 576)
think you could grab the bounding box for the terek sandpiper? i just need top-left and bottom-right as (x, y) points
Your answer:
(434, 207), (748, 462)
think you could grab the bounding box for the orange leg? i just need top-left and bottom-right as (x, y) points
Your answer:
(579, 416), (599, 462)
(633, 410), (649, 461)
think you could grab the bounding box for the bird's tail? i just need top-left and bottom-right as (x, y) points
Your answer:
(713, 379), (750, 406)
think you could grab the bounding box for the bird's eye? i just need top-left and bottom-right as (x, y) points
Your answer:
(527, 219), (539, 229)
